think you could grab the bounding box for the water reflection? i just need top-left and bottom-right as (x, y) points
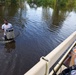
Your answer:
(42, 7), (52, 25)
(0, 0), (76, 75)
(41, 5), (64, 32)
(4, 41), (15, 53)
(50, 2), (65, 31)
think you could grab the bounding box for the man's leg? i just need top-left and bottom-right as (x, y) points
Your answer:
(4, 35), (8, 40)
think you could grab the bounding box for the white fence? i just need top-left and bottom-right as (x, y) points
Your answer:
(24, 31), (76, 75)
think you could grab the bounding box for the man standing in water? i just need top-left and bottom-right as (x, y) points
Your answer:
(1, 19), (15, 40)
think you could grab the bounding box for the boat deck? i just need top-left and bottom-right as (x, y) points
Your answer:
(58, 44), (76, 75)
(63, 47), (76, 67)
(70, 48), (76, 66)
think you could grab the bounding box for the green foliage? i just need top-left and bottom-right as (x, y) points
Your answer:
(27, 0), (76, 11)
(11, 0), (17, 3)
(0, 0), (76, 12)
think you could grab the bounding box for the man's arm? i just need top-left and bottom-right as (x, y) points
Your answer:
(1, 24), (4, 30)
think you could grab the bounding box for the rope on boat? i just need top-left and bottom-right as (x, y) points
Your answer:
(41, 56), (49, 75)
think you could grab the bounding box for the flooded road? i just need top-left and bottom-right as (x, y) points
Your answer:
(0, 0), (76, 75)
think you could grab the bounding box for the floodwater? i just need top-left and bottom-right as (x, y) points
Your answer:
(0, 1), (76, 75)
